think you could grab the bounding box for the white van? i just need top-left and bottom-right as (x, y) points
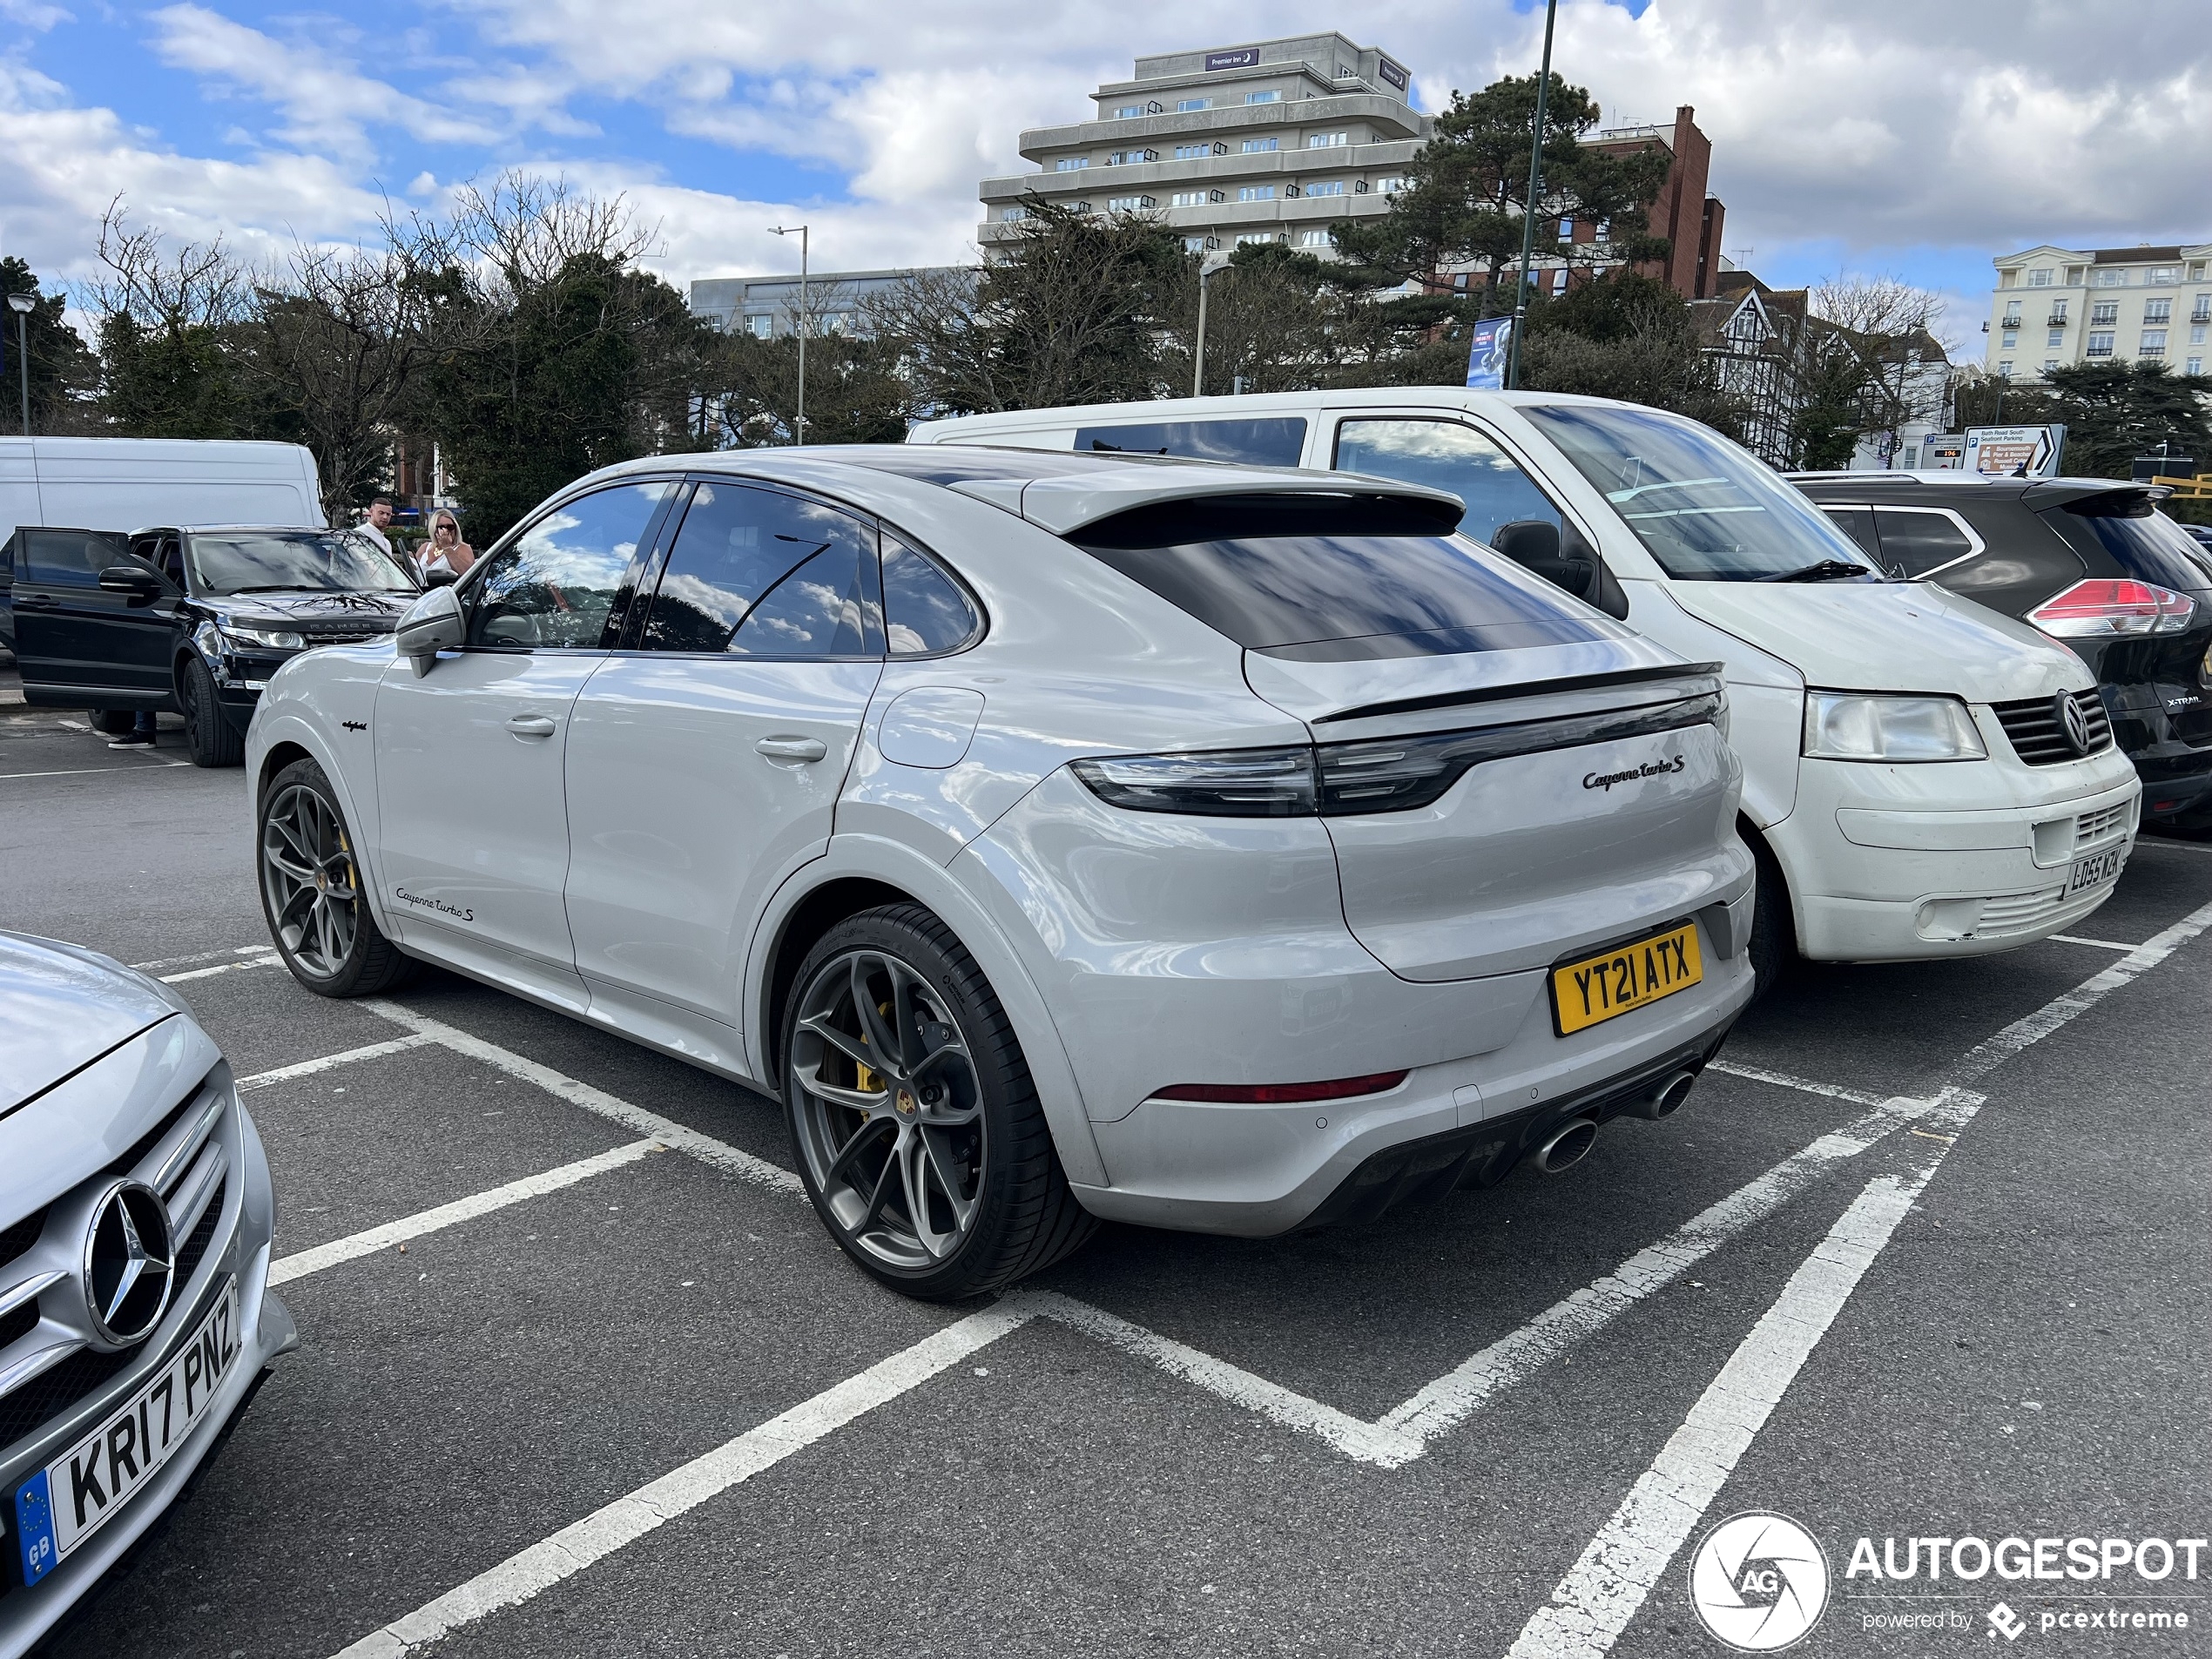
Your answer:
(910, 389), (2142, 981)
(0, 437), (324, 550)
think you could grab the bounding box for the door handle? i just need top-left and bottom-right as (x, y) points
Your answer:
(505, 713), (558, 738)
(755, 735), (826, 763)
(14, 595), (55, 610)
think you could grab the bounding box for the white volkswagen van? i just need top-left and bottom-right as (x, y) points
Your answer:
(911, 390), (2141, 982)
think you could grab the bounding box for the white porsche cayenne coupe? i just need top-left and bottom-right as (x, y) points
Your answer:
(246, 447), (1755, 1298)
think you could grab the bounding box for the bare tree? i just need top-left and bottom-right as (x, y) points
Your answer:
(246, 239), (465, 524)
(91, 201), (253, 334)
(1811, 275), (1954, 459)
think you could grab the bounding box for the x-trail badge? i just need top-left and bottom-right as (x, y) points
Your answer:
(83, 1180), (176, 1346)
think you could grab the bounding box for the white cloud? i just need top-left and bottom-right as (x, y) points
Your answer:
(148, 3), (504, 163)
(3, 0), (2208, 313)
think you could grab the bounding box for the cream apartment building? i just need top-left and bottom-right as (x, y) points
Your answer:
(1986, 243), (2212, 381)
(977, 33), (1429, 255)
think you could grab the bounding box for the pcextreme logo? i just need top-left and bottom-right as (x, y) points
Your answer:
(1688, 1512), (1831, 1651)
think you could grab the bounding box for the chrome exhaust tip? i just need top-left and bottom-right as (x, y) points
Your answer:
(1531, 1116), (1598, 1175)
(1630, 1069), (1699, 1122)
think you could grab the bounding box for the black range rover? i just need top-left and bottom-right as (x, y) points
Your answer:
(1791, 474), (2212, 832)
(3, 523), (418, 765)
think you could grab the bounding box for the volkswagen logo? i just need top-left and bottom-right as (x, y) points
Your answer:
(82, 1181), (175, 1347)
(1688, 1511), (1831, 1651)
(2054, 691), (2093, 757)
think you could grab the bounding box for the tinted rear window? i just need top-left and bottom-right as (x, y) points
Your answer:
(1075, 494), (1615, 662)
(1076, 418), (1308, 467)
(2044, 504), (2211, 592)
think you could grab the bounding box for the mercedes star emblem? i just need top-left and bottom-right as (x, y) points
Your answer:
(83, 1180), (176, 1346)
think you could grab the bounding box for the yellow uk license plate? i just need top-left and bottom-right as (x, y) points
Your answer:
(1550, 922), (1703, 1036)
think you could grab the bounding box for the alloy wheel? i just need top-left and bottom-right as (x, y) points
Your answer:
(259, 783), (361, 980)
(788, 948), (987, 1271)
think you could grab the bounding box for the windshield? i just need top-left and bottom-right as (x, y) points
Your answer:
(1521, 402), (1883, 582)
(186, 530), (417, 596)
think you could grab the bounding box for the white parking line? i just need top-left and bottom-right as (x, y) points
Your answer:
(1703, 1060), (1889, 1107)
(0, 760), (195, 780)
(1032, 1291), (1422, 1466)
(1503, 1088), (1984, 1658)
(236, 1035), (441, 1090)
(361, 1001), (805, 1194)
(1375, 1088), (1976, 1457)
(1948, 893), (2212, 1086)
(331, 1300), (1032, 1659)
(132, 943), (273, 972)
(2047, 934), (2138, 951)
(161, 952), (282, 983)
(269, 1140), (662, 1286)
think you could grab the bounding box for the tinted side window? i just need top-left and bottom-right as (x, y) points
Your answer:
(1076, 494), (1613, 662)
(23, 530), (114, 588)
(1820, 506), (1884, 565)
(470, 482), (669, 650)
(1332, 418), (1562, 549)
(881, 532), (981, 655)
(1871, 509), (1976, 577)
(1075, 418), (1308, 466)
(644, 482), (880, 656)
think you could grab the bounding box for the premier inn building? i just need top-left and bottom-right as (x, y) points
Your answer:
(978, 34), (1431, 257)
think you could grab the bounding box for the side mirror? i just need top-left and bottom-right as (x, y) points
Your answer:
(98, 564), (166, 606)
(1488, 521), (1630, 622)
(395, 583), (465, 675)
(424, 566), (458, 588)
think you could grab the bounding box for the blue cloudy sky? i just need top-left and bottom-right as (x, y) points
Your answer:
(2, 0), (2206, 345)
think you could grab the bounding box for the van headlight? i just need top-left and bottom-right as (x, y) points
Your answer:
(1803, 691), (1986, 763)
(222, 625), (307, 651)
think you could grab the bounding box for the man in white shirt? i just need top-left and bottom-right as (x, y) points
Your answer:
(356, 496), (396, 558)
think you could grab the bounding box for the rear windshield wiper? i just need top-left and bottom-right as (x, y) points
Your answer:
(1760, 559), (1877, 583)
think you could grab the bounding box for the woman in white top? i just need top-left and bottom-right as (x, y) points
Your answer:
(416, 509), (475, 581)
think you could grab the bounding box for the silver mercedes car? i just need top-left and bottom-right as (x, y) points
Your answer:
(246, 447), (1756, 1300)
(0, 932), (293, 1656)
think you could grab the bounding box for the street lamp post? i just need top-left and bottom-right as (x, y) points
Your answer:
(768, 225), (809, 443)
(1192, 250), (1231, 397)
(1505, 0), (1561, 392)
(4, 293), (32, 436)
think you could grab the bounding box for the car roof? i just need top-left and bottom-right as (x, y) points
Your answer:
(151, 523), (351, 535)
(1788, 473), (2168, 511)
(595, 444), (1467, 538)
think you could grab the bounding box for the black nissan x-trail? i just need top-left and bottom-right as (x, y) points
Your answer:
(1791, 474), (2212, 831)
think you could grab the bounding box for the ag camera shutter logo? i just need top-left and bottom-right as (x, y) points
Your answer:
(1688, 1512), (1831, 1651)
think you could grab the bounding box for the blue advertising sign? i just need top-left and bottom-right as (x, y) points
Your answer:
(1466, 318), (1514, 390)
(1204, 50), (1260, 71)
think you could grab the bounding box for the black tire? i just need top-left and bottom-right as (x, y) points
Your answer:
(180, 656), (244, 768)
(255, 758), (415, 997)
(781, 904), (1096, 1300)
(1744, 828), (1795, 1004)
(91, 709), (137, 736)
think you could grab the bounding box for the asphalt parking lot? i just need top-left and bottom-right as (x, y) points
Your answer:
(3, 705), (2208, 1658)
